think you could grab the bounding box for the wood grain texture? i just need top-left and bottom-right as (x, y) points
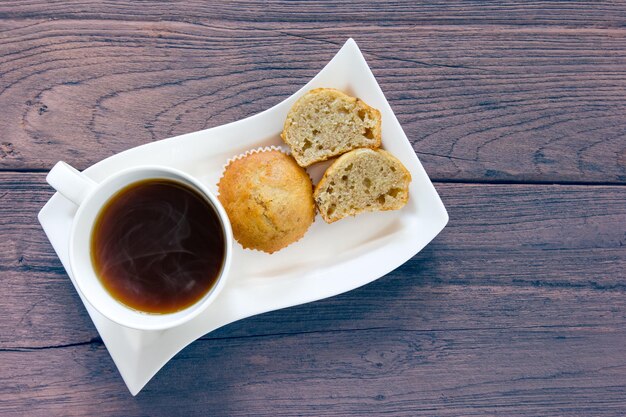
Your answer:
(1, 19), (625, 182)
(2, 325), (625, 416)
(2, 1), (626, 415)
(1, 1), (625, 26)
(1, 173), (624, 416)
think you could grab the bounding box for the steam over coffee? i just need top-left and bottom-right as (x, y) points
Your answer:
(91, 179), (225, 314)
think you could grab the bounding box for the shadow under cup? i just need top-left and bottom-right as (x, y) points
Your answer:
(69, 167), (232, 331)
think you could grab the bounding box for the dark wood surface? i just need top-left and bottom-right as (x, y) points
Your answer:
(1, 2), (625, 416)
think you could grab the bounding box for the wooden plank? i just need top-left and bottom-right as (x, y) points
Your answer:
(1, 309), (625, 416)
(1, 1), (625, 27)
(1, 173), (624, 349)
(1, 20), (625, 182)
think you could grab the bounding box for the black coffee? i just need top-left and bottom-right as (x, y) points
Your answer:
(91, 179), (225, 314)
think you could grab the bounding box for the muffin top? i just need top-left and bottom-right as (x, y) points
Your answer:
(218, 150), (315, 253)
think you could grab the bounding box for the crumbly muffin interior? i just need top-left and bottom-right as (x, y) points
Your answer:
(282, 89), (380, 166)
(314, 149), (410, 223)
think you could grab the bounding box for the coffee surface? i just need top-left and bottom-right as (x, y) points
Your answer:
(91, 179), (225, 314)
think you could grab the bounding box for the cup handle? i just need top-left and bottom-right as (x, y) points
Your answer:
(47, 161), (98, 206)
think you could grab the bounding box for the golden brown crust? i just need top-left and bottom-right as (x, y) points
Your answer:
(218, 150), (315, 253)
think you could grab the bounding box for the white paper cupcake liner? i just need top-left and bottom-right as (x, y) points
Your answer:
(219, 145), (291, 183)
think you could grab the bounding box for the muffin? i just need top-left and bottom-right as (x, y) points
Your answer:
(281, 88), (382, 167)
(314, 148), (411, 223)
(218, 149), (315, 253)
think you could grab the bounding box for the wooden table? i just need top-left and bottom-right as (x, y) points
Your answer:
(1, 2), (625, 415)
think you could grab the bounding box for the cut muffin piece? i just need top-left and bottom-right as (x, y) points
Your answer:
(314, 148), (411, 223)
(281, 88), (382, 167)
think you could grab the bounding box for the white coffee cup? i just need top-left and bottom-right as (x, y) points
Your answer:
(47, 161), (233, 331)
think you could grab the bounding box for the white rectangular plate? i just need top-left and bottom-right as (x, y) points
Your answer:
(38, 39), (448, 395)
